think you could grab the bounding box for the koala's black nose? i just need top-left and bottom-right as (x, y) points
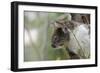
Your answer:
(51, 44), (56, 48)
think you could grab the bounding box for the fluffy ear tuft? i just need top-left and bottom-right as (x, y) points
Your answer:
(54, 21), (61, 28)
(53, 21), (64, 28)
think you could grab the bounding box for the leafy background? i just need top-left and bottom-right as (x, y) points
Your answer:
(24, 11), (72, 61)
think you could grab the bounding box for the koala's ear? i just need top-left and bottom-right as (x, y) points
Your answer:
(54, 21), (60, 28)
(53, 21), (63, 28)
(50, 21), (59, 29)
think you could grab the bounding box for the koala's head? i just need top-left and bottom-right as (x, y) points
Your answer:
(51, 27), (70, 48)
(51, 20), (75, 48)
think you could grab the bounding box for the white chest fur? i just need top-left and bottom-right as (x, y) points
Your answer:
(68, 24), (90, 58)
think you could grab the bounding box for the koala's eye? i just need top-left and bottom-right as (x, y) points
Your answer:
(62, 27), (68, 34)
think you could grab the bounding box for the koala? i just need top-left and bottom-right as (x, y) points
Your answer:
(51, 16), (90, 59)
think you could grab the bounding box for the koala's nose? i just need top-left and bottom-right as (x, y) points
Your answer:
(51, 44), (56, 48)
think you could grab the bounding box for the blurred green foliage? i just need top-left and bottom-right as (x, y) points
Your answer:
(24, 11), (69, 61)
